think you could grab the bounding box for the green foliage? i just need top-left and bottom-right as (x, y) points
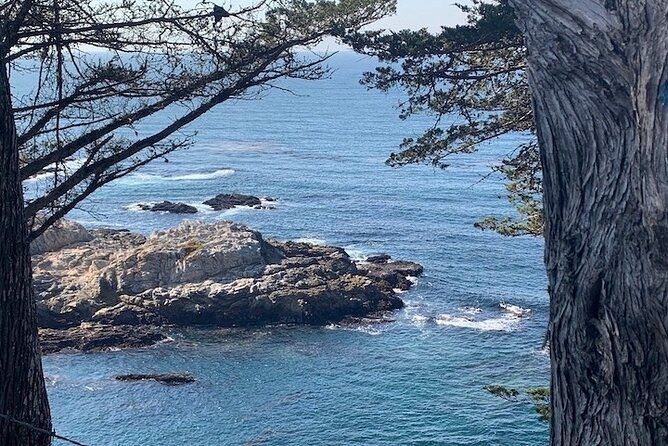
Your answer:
(526, 387), (550, 421)
(484, 384), (520, 400)
(526, 387), (550, 401)
(347, 0), (542, 236)
(485, 385), (551, 422)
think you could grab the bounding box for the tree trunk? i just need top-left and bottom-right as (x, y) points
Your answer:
(508, 1), (668, 444)
(0, 62), (52, 445)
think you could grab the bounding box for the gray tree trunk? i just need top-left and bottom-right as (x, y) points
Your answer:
(509, 1), (668, 444)
(0, 61), (52, 445)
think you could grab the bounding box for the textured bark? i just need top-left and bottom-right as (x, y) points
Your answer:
(0, 63), (52, 444)
(508, 1), (668, 444)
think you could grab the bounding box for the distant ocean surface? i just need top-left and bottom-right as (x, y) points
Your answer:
(36, 52), (549, 445)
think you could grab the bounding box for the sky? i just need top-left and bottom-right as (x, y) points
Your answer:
(179, 0), (472, 50)
(319, 1), (471, 51)
(198, 1), (471, 31)
(376, 1), (469, 31)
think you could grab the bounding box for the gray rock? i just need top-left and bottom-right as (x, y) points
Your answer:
(138, 201), (198, 214)
(30, 219), (93, 255)
(357, 260), (424, 291)
(39, 324), (167, 354)
(33, 221), (423, 351)
(114, 373), (195, 385)
(366, 254), (392, 264)
(203, 193), (262, 210)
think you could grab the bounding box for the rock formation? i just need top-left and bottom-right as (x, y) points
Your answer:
(30, 219), (93, 255)
(203, 193), (262, 210)
(359, 255), (423, 291)
(138, 201), (198, 214)
(33, 221), (422, 353)
(114, 373), (195, 385)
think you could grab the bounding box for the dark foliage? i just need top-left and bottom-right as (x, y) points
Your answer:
(2, 0), (395, 239)
(347, 0), (542, 236)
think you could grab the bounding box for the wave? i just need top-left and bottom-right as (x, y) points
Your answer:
(120, 168), (235, 184)
(24, 158), (85, 184)
(433, 301), (531, 332)
(410, 314), (430, 325)
(294, 237), (328, 246)
(499, 302), (532, 317)
(406, 275), (419, 285)
(169, 169), (235, 180)
(459, 306), (483, 315)
(125, 202), (218, 215)
(435, 314), (520, 332)
(325, 323), (382, 336)
(343, 246), (370, 261)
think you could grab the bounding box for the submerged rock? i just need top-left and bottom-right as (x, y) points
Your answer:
(203, 193), (262, 210)
(114, 373), (195, 385)
(33, 220), (423, 353)
(138, 201), (198, 214)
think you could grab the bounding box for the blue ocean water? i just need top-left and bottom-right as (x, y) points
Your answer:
(40, 53), (549, 445)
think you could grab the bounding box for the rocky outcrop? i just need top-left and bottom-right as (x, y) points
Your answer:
(39, 325), (167, 354)
(114, 373), (195, 385)
(366, 254), (392, 264)
(203, 193), (262, 210)
(138, 201), (198, 214)
(34, 221), (422, 352)
(358, 255), (424, 291)
(30, 219), (93, 255)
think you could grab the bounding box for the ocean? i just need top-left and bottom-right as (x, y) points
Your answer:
(36, 52), (550, 445)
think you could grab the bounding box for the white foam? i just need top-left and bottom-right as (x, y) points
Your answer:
(406, 276), (419, 284)
(191, 203), (217, 214)
(459, 306), (483, 315)
(23, 158), (86, 184)
(24, 171), (54, 184)
(170, 169), (235, 180)
(219, 205), (257, 216)
(499, 302), (532, 318)
(435, 314), (520, 332)
(120, 168), (235, 184)
(344, 247), (370, 261)
(125, 203), (146, 212)
(125, 202), (217, 215)
(410, 314), (430, 325)
(259, 198), (277, 208)
(294, 237), (328, 246)
(325, 323), (382, 336)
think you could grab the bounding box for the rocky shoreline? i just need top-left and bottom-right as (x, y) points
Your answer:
(34, 220), (422, 354)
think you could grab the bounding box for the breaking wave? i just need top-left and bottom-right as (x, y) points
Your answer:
(499, 302), (532, 317)
(435, 302), (532, 332)
(435, 314), (520, 332)
(120, 168), (235, 184)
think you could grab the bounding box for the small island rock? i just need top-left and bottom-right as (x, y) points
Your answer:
(114, 373), (195, 385)
(33, 220), (423, 353)
(138, 201), (198, 214)
(203, 193), (262, 210)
